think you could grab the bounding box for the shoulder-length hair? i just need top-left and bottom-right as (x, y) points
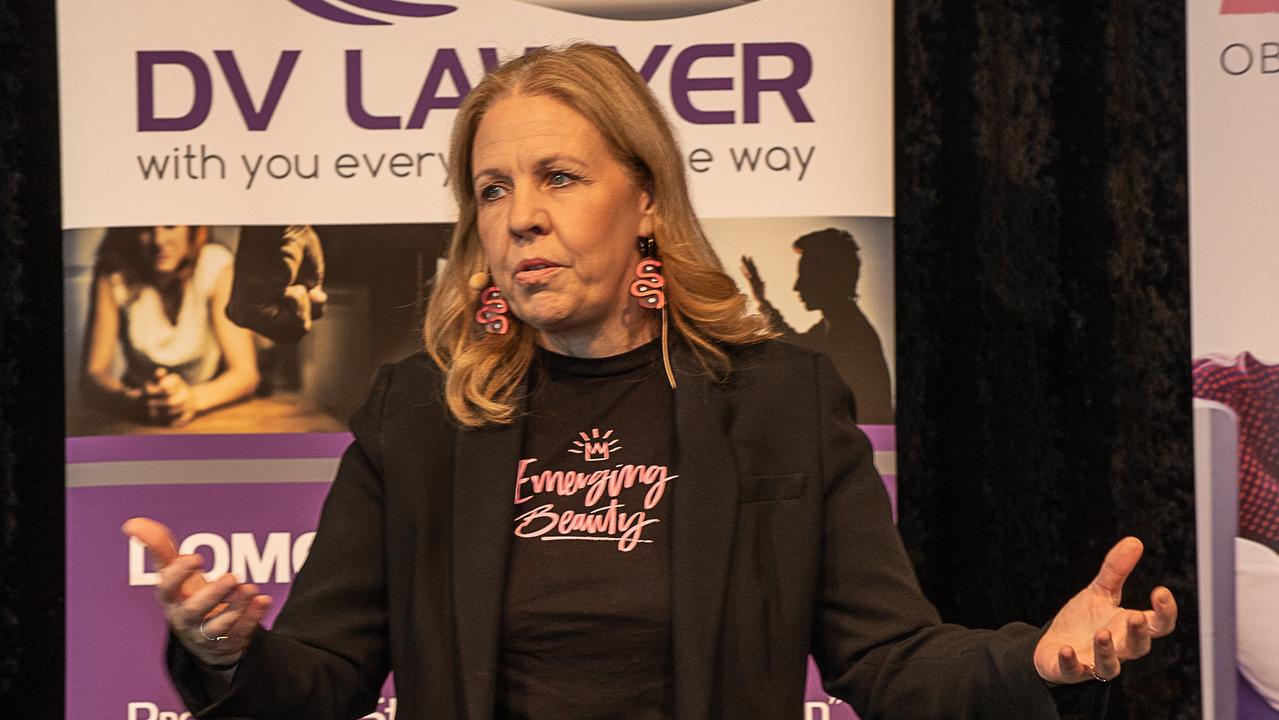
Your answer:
(424, 42), (773, 427)
(94, 225), (209, 288)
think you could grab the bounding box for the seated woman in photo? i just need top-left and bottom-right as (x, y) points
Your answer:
(83, 225), (259, 427)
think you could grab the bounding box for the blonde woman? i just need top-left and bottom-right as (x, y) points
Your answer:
(129, 45), (1175, 719)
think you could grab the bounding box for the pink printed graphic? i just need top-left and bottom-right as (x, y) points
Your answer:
(512, 429), (675, 551)
(1222, 0), (1279, 13)
(569, 427), (621, 461)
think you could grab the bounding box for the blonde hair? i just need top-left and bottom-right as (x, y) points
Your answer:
(424, 42), (773, 426)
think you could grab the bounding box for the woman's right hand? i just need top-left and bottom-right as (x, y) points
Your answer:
(122, 517), (273, 670)
(142, 369), (199, 427)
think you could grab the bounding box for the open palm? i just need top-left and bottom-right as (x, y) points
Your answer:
(1034, 537), (1178, 684)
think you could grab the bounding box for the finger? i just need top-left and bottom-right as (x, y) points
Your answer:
(1122, 609), (1152, 659)
(1093, 629), (1121, 681)
(155, 554), (204, 604)
(1145, 586), (1178, 637)
(174, 574), (240, 630)
(1057, 644), (1087, 683)
(1090, 536), (1144, 600)
(155, 555), (202, 606)
(148, 400), (182, 420)
(224, 593), (272, 643)
(199, 583), (259, 638)
(122, 517), (180, 565)
(309, 285), (327, 320)
(160, 388), (189, 410)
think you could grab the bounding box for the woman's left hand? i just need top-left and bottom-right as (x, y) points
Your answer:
(1033, 536), (1178, 685)
(144, 369), (199, 426)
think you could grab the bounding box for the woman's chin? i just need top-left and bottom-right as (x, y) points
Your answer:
(511, 296), (579, 332)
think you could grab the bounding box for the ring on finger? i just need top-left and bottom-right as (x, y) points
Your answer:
(199, 617), (229, 642)
(1087, 664), (1110, 683)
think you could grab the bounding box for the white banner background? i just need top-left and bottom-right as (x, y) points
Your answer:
(58, 0), (892, 227)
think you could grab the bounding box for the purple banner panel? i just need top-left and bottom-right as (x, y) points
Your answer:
(66, 482), (342, 718)
(66, 432), (354, 464)
(860, 424), (895, 452)
(806, 656), (859, 719)
(67, 449), (891, 719)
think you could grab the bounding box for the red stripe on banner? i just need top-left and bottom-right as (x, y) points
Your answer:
(1221, 0), (1279, 13)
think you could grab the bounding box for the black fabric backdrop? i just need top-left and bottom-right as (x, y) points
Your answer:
(896, 2), (1196, 718)
(0, 1), (1196, 718)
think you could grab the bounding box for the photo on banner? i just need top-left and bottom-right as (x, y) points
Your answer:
(1187, 1), (1279, 718)
(56, 0), (893, 716)
(64, 224), (450, 437)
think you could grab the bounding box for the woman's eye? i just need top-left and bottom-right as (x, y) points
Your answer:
(479, 185), (507, 202)
(548, 171), (575, 187)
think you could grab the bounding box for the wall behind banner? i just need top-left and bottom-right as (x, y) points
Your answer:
(56, 1), (892, 717)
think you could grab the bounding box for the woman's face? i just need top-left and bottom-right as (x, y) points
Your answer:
(142, 226), (192, 274)
(471, 93), (654, 345)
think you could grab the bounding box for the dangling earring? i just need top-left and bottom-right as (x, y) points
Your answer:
(630, 236), (666, 310)
(470, 272), (509, 335)
(629, 237), (677, 389)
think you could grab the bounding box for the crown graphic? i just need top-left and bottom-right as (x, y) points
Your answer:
(569, 428), (622, 462)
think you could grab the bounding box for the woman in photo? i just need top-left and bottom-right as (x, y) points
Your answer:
(83, 225), (259, 427)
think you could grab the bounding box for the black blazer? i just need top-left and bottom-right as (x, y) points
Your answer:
(171, 340), (1098, 719)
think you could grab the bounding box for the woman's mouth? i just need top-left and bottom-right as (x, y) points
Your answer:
(514, 259), (563, 283)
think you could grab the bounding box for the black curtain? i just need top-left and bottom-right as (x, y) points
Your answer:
(0, 0), (66, 715)
(1, 1), (1198, 718)
(896, 2), (1196, 719)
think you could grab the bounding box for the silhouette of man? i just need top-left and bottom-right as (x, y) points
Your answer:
(742, 228), (894, 424)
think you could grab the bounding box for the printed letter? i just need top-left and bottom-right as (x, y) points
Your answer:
(137, 51), (212, 131)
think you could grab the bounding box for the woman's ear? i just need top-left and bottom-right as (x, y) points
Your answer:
(637, 187), (656, 239)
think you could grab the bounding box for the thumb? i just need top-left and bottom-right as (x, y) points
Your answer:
(1091, 536), (1144, 600)
(124, 517), (208, 597)
(122, 517), (179, 565)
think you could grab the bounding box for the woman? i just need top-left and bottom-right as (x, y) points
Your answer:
(84, 225), (259, 427)
(127, 45), (1176, 718)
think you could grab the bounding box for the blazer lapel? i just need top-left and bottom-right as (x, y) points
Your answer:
(670, 351), (740, 720)
(452, 413), (525, 720)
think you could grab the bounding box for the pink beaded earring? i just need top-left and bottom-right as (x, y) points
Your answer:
(629, 236), (666, 310)
(470, 272), (509, 335)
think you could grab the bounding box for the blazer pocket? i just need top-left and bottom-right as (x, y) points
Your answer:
(737, 473), (806, 503)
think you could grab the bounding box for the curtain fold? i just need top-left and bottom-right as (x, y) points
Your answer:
(896, 2), (1196, 718)
(1, 0), (67, 715)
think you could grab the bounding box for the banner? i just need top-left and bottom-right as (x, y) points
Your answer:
(58, 1), (894, 717)
(1187, 1), (1279, 718)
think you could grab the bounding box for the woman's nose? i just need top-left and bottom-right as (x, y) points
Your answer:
(507, 188), (551, 242)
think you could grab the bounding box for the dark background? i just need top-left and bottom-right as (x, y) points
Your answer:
(1, 1), (1195, 717)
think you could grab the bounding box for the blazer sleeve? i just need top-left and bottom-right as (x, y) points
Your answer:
(808, 354), (1105, 719)
(167, 364), (396, 719)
